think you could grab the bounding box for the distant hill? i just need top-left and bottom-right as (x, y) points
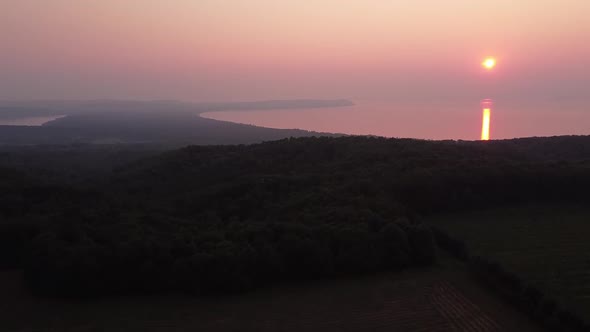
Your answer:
(0, 99), (353, 117)
(0, 99), (351, 145)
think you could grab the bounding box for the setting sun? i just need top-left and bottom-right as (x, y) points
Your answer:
(482, 57), (496, 70)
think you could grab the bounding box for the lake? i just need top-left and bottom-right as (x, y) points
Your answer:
(201, 100), (590, 140)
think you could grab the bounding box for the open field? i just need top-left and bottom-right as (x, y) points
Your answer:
(429, 204), (590, 320)
(0, 266), (538, 332)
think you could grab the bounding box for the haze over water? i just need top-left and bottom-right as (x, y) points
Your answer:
(0, 116), (64, 126)
(202, 99), (589, 140)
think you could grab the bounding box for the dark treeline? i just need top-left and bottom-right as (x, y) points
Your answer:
(0, 144), (165, 185)
(113, 136), (590, 219)
(24, 218), (435, 297)
(433, 227), (590, 331)
(0, 136), (589, 297)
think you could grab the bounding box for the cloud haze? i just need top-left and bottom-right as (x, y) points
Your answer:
(1, 0), (589, 102)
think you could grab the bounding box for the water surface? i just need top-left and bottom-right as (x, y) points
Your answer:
(202, 100), (589, 140)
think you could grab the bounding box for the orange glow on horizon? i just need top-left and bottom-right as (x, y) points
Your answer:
(481, 108), (491, 140)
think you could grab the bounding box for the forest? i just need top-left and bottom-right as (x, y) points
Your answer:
(0, 135), (589, 302)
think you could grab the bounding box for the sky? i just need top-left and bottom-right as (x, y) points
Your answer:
(1, 0), (589, 103)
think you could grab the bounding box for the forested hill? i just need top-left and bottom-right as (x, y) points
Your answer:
(113, 135), (590, 219)
(1, 135), (589, 298)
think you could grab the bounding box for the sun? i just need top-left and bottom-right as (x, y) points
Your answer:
(482, 57), (496, 70)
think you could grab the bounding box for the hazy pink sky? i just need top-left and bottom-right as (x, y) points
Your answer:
(1, 0), (589, 102)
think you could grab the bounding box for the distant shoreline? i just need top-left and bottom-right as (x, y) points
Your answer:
(0, 99), (354, 128)
(0, 115), (65, 126)
(192, 99), (354, 113)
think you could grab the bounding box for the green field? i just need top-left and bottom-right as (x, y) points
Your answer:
(429, 204), (590, 319)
